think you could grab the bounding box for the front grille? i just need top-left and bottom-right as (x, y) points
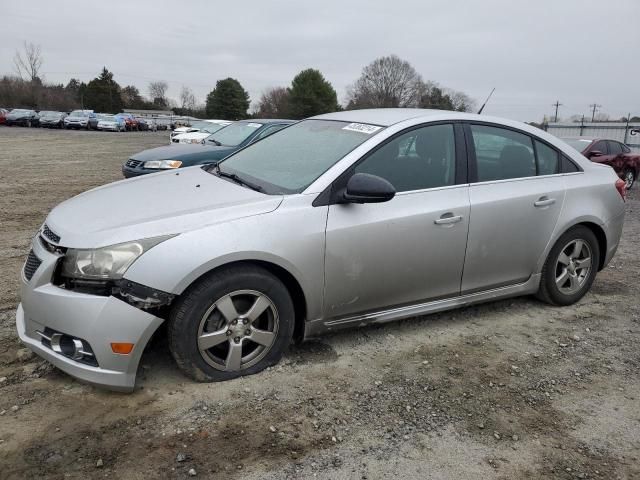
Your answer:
(126, 159), (142, 168)
(42, 224), (61, 243)
(24, 250), (42, 281)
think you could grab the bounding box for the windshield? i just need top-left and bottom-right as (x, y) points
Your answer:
(200, 123), (227, 134)
(40, 111), (58, 117)
(101, 115), (116, 120)
(206, 122), (263, 147)
(213, 119), (384, 194)
(561, 138), (593, 152)
(69, 110), (89, 117)
(11, 109), (29, 114)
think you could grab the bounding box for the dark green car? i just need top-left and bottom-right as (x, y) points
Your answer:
(122, 119), (294, 178)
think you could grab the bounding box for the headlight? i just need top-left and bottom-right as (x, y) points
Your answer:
(61, 236), (173, 280)
(143, 160), (183, 169)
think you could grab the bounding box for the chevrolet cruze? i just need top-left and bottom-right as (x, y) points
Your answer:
(17, 109), (626, 391)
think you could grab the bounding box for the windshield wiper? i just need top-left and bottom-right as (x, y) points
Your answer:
(214, 164), (263, 192)
(207, 138), (222, 146)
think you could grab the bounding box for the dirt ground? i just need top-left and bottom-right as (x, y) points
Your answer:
(0, 127), (638, 480)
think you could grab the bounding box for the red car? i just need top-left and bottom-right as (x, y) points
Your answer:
(562, 137), (640, 189)
(117, 113), (139, 131)
(0, 108), (8, 125)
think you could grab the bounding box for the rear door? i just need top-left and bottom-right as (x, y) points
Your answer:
(461, 123), (565, 293)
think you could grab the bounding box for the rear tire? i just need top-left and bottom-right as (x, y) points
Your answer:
(536, 226), (600, 306)
(168, 265), (295, 382)
(623, 168), (635, 190)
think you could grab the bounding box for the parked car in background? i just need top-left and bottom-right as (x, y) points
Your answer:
(64, 110), (95, 130)
(169, 120), (227, 141)
(561, 137), (640, 189)
(88, 113), (108, 130)
(39, 111), (67, 128)
(118, 113), (139, 131)
(0, 108), (9, 125)
(6, 109), (39, 127)
(123, 119), (293, 177)
(97, 114), (126, 132)
(171, 121), (232, 145)
(136, 117), (158, 132)
(18, 109), (625, 390)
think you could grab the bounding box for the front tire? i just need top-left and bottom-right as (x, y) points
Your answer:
(168, 265), (295, 382)
(536, 226), (600, 306)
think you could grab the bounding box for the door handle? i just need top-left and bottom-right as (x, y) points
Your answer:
(534, 197), (556, 207)
(434, 213), (463, 225)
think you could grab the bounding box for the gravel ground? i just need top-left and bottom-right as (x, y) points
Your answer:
(0, 127), (638, 480)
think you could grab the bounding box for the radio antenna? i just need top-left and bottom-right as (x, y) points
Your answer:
(477, 88), (495, 114)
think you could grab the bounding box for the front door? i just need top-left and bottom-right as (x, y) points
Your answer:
(323, 123), (470, 319)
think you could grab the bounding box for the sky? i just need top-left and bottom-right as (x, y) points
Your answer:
(1, 0), (639, 122)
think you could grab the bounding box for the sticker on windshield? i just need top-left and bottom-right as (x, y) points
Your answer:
(246, 123), (262, 128)
(342, 123), (382, 134)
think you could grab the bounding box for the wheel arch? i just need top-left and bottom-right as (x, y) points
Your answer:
(177, 259), (308, 342)
(576, 221), (607, 271)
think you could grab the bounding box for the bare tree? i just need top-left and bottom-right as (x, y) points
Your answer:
(347, 55), (424, 109)
(255, 87), (290, 118)
(179, 86), (197, 112)
(148, 80), (169, 107)
(13, 42), (43, 82)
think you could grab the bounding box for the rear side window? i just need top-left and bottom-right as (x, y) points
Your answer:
(535, 140), (559, 175)
(591, 141), (608, 154)
(470, 125), (536, 181)
(608, 141), (623, 155)
(561, 155), (580, 173)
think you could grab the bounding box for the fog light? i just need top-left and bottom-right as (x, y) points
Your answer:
(111, 342), (134, 354)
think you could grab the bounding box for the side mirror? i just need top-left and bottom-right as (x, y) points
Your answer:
(588, 150), (603, 158)
(341, 173), (396, 204)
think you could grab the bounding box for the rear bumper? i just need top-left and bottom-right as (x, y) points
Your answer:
(16, 236), (163, 391)
(603, 210), (625, 268)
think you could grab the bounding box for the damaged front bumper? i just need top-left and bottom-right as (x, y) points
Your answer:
(16, 233), (168, 392)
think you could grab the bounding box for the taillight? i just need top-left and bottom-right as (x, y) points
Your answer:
(615, 178), (626, 201)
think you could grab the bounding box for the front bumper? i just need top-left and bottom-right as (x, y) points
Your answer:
(16, 235), (164, 391)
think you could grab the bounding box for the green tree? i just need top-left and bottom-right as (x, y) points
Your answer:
(288, 69), (338, 119)
(84, 67), (123, 113)
(205, 78), (250, 120)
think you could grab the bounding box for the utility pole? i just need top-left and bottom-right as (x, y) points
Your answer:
(589, 103), (602, 122)
(552, 100), (562, 122)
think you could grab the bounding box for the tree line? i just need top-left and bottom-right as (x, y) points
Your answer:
(1, 44), (475, 119)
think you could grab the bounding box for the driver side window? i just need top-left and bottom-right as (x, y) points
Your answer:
(354, 124), (456, 192)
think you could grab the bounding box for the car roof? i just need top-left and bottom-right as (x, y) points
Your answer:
(238, 119), (295, 125)
(310, 108), (468, 126)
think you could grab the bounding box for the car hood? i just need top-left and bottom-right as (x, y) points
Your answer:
(174, 132), (210, 140)
(130, 144), (236, 163)
(66, 116), (88, 121)
(45, 166), (283, 249)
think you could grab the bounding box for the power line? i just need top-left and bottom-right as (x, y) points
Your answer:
(589, 103), (602, 122)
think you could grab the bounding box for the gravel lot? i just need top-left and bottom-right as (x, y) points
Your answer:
(0, 127), (638, 479)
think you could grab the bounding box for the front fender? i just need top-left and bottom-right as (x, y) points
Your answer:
(123, 195), (328, 322)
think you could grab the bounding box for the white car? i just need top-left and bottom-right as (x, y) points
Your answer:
(170, 120), (231, 144)
(97, 115), (126, 132)
(171, 121), (232, 145)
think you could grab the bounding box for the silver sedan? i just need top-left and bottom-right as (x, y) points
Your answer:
(17, 109), (626, 391)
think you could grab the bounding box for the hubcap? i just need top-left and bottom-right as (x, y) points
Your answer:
(197, 290), (278, 371)
(555, 239), (592, 295)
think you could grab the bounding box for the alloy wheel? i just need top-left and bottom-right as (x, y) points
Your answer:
(555, 239), (592, 295)
(624, 170), (635, 189)
(197, 290), (279, 371)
